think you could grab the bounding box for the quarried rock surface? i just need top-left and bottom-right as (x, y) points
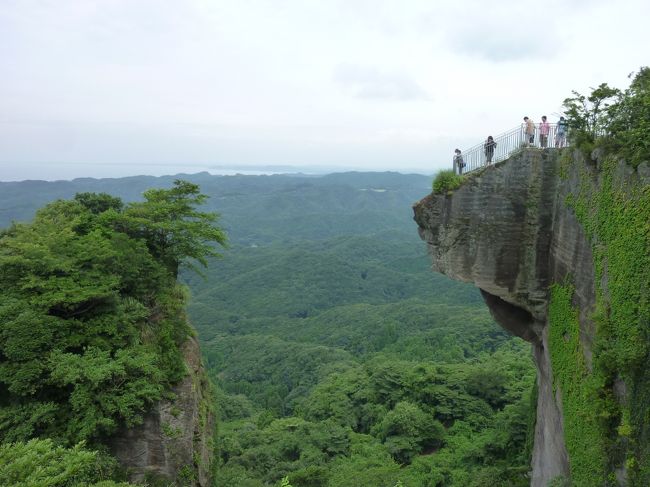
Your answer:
(110, 336), (215, 486)
(413, 149), (598, 486)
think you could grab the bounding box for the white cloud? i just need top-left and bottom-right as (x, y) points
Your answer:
(333, 64), (430, 101)
(446, 26), (560, 63)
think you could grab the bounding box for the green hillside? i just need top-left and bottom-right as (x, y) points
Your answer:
(0, 172), (535, 486)
(180, 172), (534, 486)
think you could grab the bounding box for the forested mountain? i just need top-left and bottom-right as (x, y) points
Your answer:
(0, 172), (535, 486)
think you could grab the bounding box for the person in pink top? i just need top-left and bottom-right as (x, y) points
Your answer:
(539, 115), (550, 148)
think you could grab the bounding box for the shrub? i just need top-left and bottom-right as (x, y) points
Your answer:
(432, 170), (464, 194)
(0, 438), (134, 486)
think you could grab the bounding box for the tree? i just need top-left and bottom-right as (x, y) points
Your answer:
(561, 68), (650, 166)
(74, 192), (124, 214)
(606, 67), (650, 167)
(465, 366), (508, 409)
(371, 401), (445, 464)
(116, 180), (227, 277)
(562, 82), (620, 147)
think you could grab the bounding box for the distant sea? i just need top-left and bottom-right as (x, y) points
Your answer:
(0, 162), (433, 182)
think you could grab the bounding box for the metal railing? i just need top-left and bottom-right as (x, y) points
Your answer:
(453, 123), (569, 175)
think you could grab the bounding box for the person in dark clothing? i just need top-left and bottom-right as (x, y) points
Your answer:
(484, 135), (497, 163)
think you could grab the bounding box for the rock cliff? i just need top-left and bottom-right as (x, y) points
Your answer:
(414, 149), (650, 486)
(110, 336), (215, 486)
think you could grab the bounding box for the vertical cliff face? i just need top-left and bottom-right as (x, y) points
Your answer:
(413, 149), (650, 486)
(109, 336), (215, 486)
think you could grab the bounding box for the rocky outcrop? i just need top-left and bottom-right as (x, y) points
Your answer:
(109, 336), (215, 486)
(413, 149), (598, 486)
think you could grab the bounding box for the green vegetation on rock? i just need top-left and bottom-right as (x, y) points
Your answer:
(432, 170), (464, 194)
(548, 283), (607, 484)
(551, 67), (650, 486)
(561, 156), (650, 485)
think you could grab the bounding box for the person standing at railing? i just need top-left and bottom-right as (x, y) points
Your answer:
(453, 148), (465, 175)
(555, 116), (568, 148)
(539, 116), (550, 148)
(484, 136), (497, 163)
(523, 117), (535, 146)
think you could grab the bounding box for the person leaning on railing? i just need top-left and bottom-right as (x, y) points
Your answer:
(453, 148), (465, 175)
(484, 136), (497, 163)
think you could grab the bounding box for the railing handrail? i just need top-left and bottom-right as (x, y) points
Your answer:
(463, 125), (525, 156)
(454, 122), (569, 175)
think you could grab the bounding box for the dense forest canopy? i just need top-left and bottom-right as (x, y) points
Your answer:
(173, 173), (537, 487)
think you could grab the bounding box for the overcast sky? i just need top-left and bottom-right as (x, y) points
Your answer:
(1, 0), (649, 181)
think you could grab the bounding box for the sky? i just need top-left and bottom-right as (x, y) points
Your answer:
(1, 0), (649, 181)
